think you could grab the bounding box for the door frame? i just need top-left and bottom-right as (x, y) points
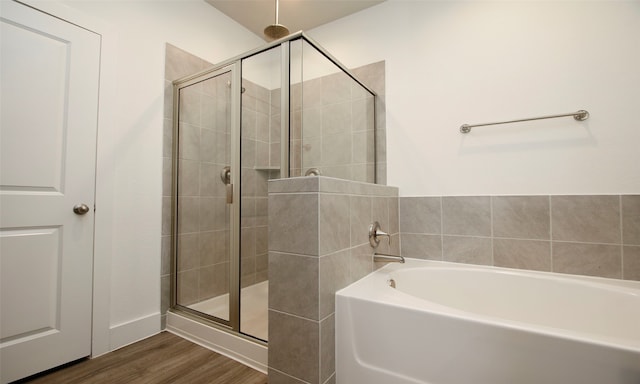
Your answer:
(17, 0), (117, 357)
(170, 64), (241, 330)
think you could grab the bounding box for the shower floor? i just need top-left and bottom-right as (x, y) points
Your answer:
(188, 280), (268, 341)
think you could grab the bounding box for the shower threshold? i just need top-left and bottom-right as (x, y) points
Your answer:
(166, 281), (269, 374)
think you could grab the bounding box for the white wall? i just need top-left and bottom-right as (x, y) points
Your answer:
(308, 0), (640, 196)
(25, 0), (263, 354)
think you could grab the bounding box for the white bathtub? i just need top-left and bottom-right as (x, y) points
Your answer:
(336, 258), (640, 384)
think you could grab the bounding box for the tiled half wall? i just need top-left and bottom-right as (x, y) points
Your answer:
(267, 177), (399, 384)
(399, 195), (640, 280)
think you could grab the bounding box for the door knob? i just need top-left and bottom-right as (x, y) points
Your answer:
(73, 203), (90, 215)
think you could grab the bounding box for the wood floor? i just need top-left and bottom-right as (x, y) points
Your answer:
(21, 332), (268, 384)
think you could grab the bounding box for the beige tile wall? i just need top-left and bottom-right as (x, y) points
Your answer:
(268, 177), (399, 384)
(240, 78), (278, 288)
(290, 61), (385, 185)
(399, 195), (640, 280)
(162, 44), (214, 327)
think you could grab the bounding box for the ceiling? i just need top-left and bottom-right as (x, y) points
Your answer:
(205, 0), (385, 40)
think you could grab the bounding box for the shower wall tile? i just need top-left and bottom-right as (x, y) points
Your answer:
(320, 314), (336, 384)
(399, 194), (638, 281)
(163, 118), (173, 157)
(302, 78), (322, 109)
(177, 233), (199, 271)
(267, 369), (307, 384)
(241, 106), (257, 140)
(267, 176), (319, 193)
(201, 94), (218, 129)
(177, 197), (200, 234)
(269, 177), (398, 384)
(552, 242), (622, 279)
(351, 61), (385, 96)
(255, 226), (268, 256)
(442, 236), (493, 265)
(199, 163), (221, 197)
(371, 196), (390, 237)
(198, 231), (216, 266)
(551, 195), (621, 243)
(200, 129), (225, 163)
(350, 243), (374, 282)
(442, 196), (491, 236)
(322, 103), (351, 135)
(269, 193), (319, 256)
(623, 246), (640, 280)
(163, 158), (172, 197)
(388, 196), (399, 235)
(164, 81), (174, 120)
(321, 133), (352, 166)
(493, 238), (551, 271)
(165, 43), (208, 81)
(493, 196), (550, 240)
(177, 269), (199, 305)
(161, 235), (171, 275)
(622, 195), (640, 245)
(400, 197), (442, 234)
(269, 310), (319, 384)
(241, 227), (256, 260)
(270, 88), (281, 115)
(400, 234), (442, 260)
(298, 61), (383, 185)
(178, 90), (201, 127)
(178, 159), (200, 197)
(352, 130), (374, 164)
(161, 274), (170, 314)
(302, 107), (322, 138)
(178, 122), (201, 161)
(269, 252), (319, 320)
(211, 263), (229, 297)
(162, 197), (171, 236)
(350, 196), (372, 247)
(351, 98), (374, 132)
(319, 249), (350, 319)
(198, 266), (217, 298)
(319, 194), (350, 255)
(321, 72), (350, 105)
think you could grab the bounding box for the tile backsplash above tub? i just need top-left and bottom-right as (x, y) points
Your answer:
(399, 195), (640, 281)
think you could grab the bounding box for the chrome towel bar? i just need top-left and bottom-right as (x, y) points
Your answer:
(460, 110), (589, 134)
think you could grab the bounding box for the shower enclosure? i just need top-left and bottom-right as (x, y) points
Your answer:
(170, 32), (376, 343)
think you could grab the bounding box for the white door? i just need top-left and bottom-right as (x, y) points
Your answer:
(0, 1), (100, 382)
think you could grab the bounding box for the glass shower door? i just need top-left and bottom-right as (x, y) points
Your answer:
(174, 67), (233, 325)
(239, 45), (282, 341)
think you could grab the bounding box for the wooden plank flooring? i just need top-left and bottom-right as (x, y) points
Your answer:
(21, 332), (268, 384)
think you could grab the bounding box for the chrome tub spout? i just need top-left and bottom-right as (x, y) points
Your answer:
(373, 253), (405, 263)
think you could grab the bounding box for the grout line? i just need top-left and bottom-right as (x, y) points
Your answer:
(440, 197), (444, 261)
(549, 195), (554, 272)
(269, 367), (311, 384)
(269, 308), (320, 324)
(620, 195), (624, 278)
(490, 196), (494, 266)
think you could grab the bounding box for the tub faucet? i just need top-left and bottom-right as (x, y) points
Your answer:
(369, 221), (391, 248)
(374, 252), (405, 263)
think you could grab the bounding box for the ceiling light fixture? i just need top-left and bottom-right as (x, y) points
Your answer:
(263, 0), (290, 41)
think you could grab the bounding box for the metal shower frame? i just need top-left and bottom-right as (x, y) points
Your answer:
(170, 31), (377, 343)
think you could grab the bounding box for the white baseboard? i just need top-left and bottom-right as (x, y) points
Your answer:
(108, 313), (161, 353)
(166, 311), (268, 374)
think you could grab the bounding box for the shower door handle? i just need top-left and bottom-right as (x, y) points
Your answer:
(226, 184), (233, 204)
(220, 166), (233, 204)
